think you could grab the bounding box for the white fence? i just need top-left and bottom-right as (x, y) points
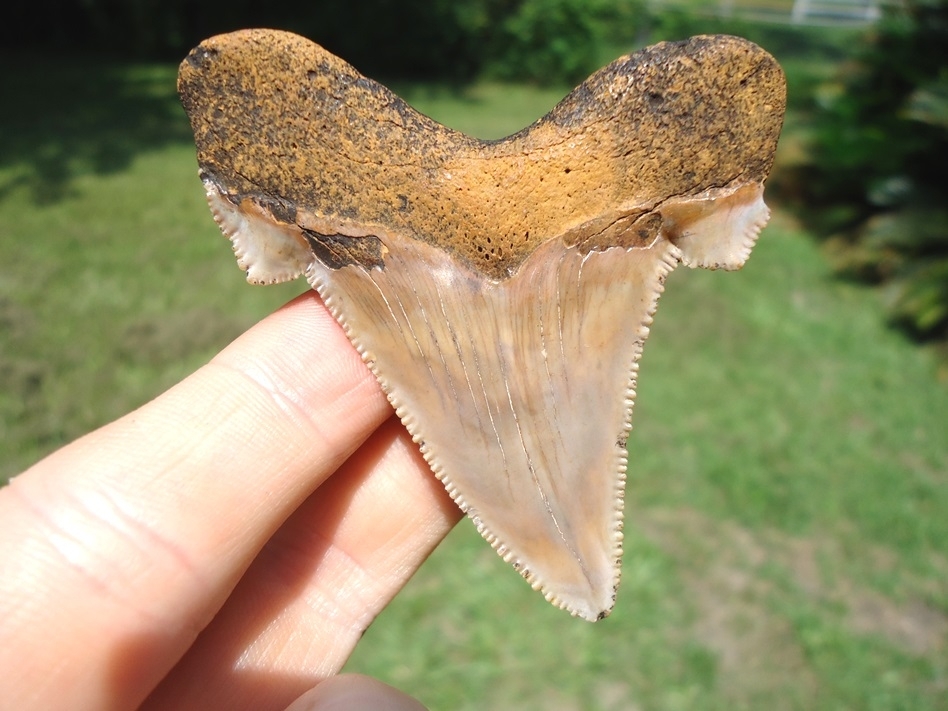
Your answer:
(648, 0), (889, 26)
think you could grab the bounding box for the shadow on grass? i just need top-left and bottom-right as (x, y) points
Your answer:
(0, 52), (192, 204)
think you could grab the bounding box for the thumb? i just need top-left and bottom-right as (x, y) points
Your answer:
(284, 674), (428, 711)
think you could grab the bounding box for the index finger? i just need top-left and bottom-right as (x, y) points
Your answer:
(0, 292), (437, 710)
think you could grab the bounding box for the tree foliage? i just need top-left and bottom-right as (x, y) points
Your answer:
(4, 0), (643, 84)
(485, 0), (644, 84)
(787, 0), (948, 342)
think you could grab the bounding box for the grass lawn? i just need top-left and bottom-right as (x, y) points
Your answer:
(2, 47), (946, 710)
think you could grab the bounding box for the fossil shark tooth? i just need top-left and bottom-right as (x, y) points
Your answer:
(178, 29), (786, 621)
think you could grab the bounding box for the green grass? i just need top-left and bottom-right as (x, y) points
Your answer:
(2, 51), (946, 711)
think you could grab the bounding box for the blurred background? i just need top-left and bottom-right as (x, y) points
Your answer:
(1, 1), (946, 709)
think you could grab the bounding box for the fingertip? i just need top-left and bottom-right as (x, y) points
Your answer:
(284, 674), (427, 711)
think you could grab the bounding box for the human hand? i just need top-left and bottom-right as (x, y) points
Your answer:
(0, 292), (461, 710)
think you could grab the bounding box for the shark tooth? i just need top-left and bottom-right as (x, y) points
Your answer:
(178, 29), (786, 621)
